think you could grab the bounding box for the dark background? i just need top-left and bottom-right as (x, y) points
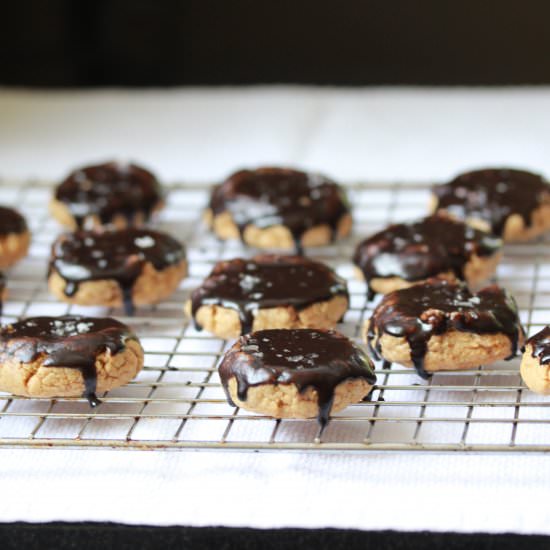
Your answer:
(2, 0), (550, 87)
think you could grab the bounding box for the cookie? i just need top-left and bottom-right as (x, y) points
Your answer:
(0, 316), (144, 406)
(48, 228), (187, 315)
(354, 214), (502, 300)
(365, 278), (524, 379)
(206, 167), (351, 253)
(520, 326), (550, 394)
(432, 168), (550, 241)
(218, 328), (376, 427)
(186, 255), (348, 339)
(0, 206), (31, 269)
(51, 161), (163, 229)
(0, 273), (6, 316)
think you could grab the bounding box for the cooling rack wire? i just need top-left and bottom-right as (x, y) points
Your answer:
(0, 179), (549, 453)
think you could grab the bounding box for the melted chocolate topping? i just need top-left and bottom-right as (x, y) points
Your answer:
(49, 228), (186, 315)
(0, 316), (137, 406)
(528, 326), (550, 365)
(433, 168), (550, 237)
(0, 206), (28, 236)
(219, 328), (376, 427)
(190, 255), (348, 334)
(55, 161), (163, 228)
(209, 168), (349, 253)
(353, 215), (501, 299)
(367, 279), (523, 379)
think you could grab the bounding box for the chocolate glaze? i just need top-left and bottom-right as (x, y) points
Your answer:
(191, 255), (348, 334)
(367, 279), (523, 379)
(219, 328), (376, 427)
(0, 206), (28, 236)
(353, 215), (501, 299)
(433, 168), (550, 237)
(0, 316), (137, 406)
(49, 228), (186, 315)
(209, 168), (349, 253)
(55, 161), (163, 228)
(528, 326), (550, 365)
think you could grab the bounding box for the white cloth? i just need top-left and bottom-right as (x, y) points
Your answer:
(0, 86), (550, 534)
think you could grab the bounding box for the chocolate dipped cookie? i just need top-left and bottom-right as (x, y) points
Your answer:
(0, 206), (30, 269)
(48, 228), (187, 315)
(186, 255), (348, 338)
(206, 167), (351, 253)
(520, 326), (550, 394)
(353, 214), (502, 299)
(0, 316), (144, 406)
(219, 328), (376, 427)
(432, 168), (550, 241)
(365, 278), (524, 379)
(51, 161), (163, 229)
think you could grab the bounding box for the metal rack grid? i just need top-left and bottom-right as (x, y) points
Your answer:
(0, 178), (549, 453)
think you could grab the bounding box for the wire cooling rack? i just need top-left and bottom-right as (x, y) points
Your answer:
(0, 179), (549, 453)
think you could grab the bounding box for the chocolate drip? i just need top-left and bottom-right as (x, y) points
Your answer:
(49, 228), (186, 315)
(209, 168), (349, 253)
(0, 206), (28, 236)
(190, 255), (348, 334)
(0, 316), (137, 406)
(528, 326), (550, 365)
(367, 279), (523, 379)
(433, 168), (550, 237)
(55, 161), (163, 228)
(219, 329), (376, 427)
(353, 215), (501, 297)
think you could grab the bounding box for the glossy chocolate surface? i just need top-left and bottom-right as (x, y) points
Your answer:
(191, 255), (348, 334)
(219, 328), (376, 427)
(433, 168), (550, 236)
(0, 206), (28, 236)
(367, 279), (523, 379)
(209, 167), (349, 253)
(0, 316), (137, 406)
(354, 215), (501, 297)
(528, 326), (550, 365)
(55, 161), (162, 228)
(49, 228), (186, 315)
